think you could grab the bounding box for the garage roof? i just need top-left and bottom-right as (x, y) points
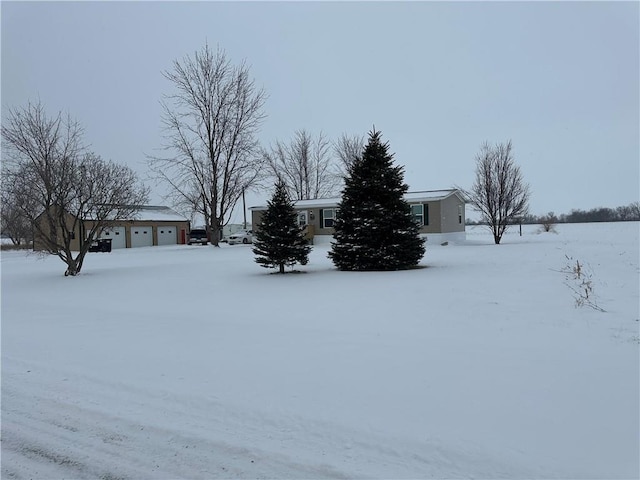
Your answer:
(129, 206), (188, 222)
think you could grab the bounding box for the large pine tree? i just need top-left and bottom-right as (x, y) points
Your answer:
(253, 180), (312, 273)
(328, 129), (425, 271)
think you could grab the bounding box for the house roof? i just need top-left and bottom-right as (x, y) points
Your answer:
(249, 189), (466, 211)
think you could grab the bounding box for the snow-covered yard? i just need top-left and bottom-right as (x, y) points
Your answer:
(1, 222), (638, 479)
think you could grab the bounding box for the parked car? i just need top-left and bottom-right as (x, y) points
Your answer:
(188, 228), (208, 245)
(228, 230), (253, 245)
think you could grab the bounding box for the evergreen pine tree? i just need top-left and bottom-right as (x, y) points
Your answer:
(328, 129), (425, 270)
(253, 180), (312, 274)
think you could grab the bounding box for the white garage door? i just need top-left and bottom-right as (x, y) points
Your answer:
(131, 226), (153, 248)
(157, 226), (177, 246)
(100, 226), (126, 249)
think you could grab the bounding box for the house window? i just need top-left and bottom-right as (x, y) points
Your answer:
(411, 204), (429, 225)
(322, 208), (336, 228)
(458, 205), (463, 224)
(410, 204), (423, 226)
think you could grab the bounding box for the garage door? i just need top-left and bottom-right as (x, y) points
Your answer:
(157, 226), (177, 246)
(100, 226), (126, 249)
(130, 226), (153, 248)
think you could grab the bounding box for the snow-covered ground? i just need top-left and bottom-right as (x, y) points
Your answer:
(1, 222), (638, 479)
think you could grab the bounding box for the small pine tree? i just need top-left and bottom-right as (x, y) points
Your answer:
(253, 180), (312, 274)
(328, 129), (425, 271)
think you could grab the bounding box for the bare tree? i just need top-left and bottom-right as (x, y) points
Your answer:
(541, 211), (558, 232)
(1, 101), (149, 275)
(262, 130), (338, 200)
(462, 140), (530, 244)
(616, 202), (640, 221)
(333, 132), (365, 177)
(0, 178), (32, 245)
(148, 44), (267, 245)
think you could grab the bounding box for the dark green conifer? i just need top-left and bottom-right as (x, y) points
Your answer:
(328, 129), (425, 270)
(253, 180), (312, 273)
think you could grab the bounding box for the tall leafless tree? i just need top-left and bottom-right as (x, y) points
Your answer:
(262, 130), (338, 200)
(333, 132), (365, 177)
(1, 178), (32, 245)
(148, 44), (267, 245)
(1, 101), (149, 275)
(462, 140), (530, 244)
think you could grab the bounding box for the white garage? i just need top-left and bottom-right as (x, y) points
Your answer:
(99, 226), (126, 249)
(130, 226), (153, 248)
(157, 226), (177, 246)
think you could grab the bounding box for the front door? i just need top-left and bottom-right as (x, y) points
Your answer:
(297, 210), (308, 227)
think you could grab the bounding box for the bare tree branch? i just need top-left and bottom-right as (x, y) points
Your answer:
(148, 44), (267, 245)
(261, 129), (340, 200)
(333, 133), (365, 178)
(1, 172), (32, 245)
(459, 140), (530, 244)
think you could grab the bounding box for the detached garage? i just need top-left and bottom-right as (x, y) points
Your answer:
(112, 206), (190, 249)
(35, 206), (191, 251)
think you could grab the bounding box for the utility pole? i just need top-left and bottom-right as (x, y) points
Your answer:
(242, 188), (247, 230)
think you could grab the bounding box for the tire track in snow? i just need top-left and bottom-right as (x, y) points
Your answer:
(2, 357), (350, 479)
(2, 356), (547, 479)
(2, 389), (349, 479)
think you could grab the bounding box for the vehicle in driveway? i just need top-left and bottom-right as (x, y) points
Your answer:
(188, 229), (208, 245)
(228, 230), (253, 245)
(88, 238), (112, 252)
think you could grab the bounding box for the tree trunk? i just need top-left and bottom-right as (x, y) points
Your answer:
(75, 251), (87, 274)
(210, 221), (220, 247)
(279, 263), (285, 274)
(65, 258), (79, 276)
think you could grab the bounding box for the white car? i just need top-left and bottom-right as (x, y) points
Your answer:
(228, 230), (253, 245)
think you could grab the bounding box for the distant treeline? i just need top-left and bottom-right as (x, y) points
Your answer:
(466, 202), (640, 225)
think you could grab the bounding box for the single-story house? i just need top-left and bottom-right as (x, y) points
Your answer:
(249, 189), (468, 244)
(34, 205), (190, 251)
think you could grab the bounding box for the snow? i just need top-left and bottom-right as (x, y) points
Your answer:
(87, 206), (188, 222)
(2, 222), (638, 479)
(403, 189), (462, 202)
(250, 197), (343, 211)
(130, 206), (188, 222)
(250, 189), (462, 211)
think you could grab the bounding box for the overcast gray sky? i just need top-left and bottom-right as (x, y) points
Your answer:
(2, 1), (638, 223)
